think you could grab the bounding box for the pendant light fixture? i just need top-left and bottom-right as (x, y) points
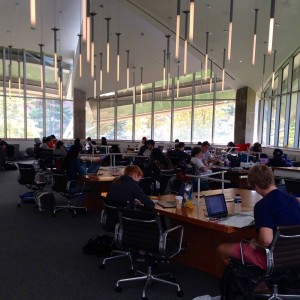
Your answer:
(189, 0), (194, 43)
(99, 52), (103, 92)
(262, 54), (266, 91)
(90, 11), (96, 77)
(126, 50), (130, 89)
(16, 2), (21, 94)
(30, 0), (36, 30)
(105, 17), (111, 73)
(222, 48), (226, 92)
(268, 0), (275, 55)
(78, 34), (82, 77)
(177, 61), (180, 98)
(271, 50), (276, 90)
(205, 32), (210, 80)
(52, 27), (59, 83)
(183, 10), (189, 76)
(209, 58), (213, 92)
(94, 62), (97, 98)
(166, 34), (171, 95)
(82, 0), (87, 43)
(227, 0), (234, 62)
(175, 0), (181, 61)
(116, 33), (121, 82)
(39, 44), (44, 90)
(8, 45), (12, 96)
(140, 67), (143, 103)
(252, 8), (259, 65)
(163, 49), (166, 89)
(86, 2), (91, 64)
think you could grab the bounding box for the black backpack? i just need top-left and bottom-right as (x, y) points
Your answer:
(82, 234), (115, 257)
(220, 260), (262, 300)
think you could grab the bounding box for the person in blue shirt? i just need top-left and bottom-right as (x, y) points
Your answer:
(61, 144), (86, 205)
(217, 164), (300, 270)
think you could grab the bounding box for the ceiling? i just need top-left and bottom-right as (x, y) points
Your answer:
(1, 0), (300, 98)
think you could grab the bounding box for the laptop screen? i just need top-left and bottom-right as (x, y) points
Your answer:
(87, 162), (101, 174)
(205, 194), (228, 218)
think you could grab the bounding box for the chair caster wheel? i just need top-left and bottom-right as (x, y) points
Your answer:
(17, 204), (21, 208)
(115, 286), (122, 293)
(99, 264), (105, 270)
(177, 290), (184, 297)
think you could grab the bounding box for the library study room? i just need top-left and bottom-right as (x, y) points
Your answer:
(1, 1), (300, 299)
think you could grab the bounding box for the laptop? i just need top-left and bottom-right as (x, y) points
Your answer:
(157, 200), (176, 208)
(86, 162), (101, 175)
(204, 193), (228, 219)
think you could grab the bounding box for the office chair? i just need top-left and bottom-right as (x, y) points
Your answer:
(239, 225), (300, 299)
(114, 209), (184, 300)
(17, 162), (46, 207)
(159, 169), (177, 194)
(99, 204), (133, 271)
(50, 170), (87, 216)
(39, 149), (54, 170)
(138, 177), (157, 196)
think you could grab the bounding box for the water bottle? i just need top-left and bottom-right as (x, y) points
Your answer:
(83, 160), (87, 175)
(234, 193), (242, 214)
(188, 184), (193, 200)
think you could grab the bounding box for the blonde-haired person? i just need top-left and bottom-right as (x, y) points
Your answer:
(106, 165), (155, 210)
(217, 165), (300, 270)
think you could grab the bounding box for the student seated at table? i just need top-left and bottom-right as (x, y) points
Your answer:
(142, 139), (155, 158)
(61, 144), (86, 205)
(217, 165), (300, 270)
(201, 141), (219, 164)
(146, 148), (173, 180)
(267, 148), (292, 167)
(138, 136), (148, 156)
(105, 165), (155, 210)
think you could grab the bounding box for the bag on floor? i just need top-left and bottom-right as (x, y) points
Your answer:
(82, 234), (115, 257)
(220, 260), (260, 300)
(37, 192), (56, 211)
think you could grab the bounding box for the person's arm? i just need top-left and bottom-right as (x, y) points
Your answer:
(250, 227), (273, 250)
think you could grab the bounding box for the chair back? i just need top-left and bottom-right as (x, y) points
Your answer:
(101, 204), (122, 232)
(51, 171), (68, 194)
(17, 163), (36, 185)
(139, 177), (156, 195)
(117, 209), (162, 254)
(267, 225), (300, 277)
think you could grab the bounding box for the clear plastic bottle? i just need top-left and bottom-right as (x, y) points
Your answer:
(233, 193), (242, 214)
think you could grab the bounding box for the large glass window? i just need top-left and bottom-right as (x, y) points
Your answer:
(45, 99), (61, 138)
(278, 95), (287, 147)
(117, 91), (133, 140)
(63, 100), (74, 139)
(7, 96), (24, 138)
(27, 97), (43, 138)
(292, 52), (300, 92)
(0, 96), (4, 137)
(288, 93), (297, 147)
(99, 97), (115, 140)
(86, 100), (98, 138)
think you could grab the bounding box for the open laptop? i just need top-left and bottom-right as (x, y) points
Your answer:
(157, 200), (176, 208)
(204, 193), (228, 219)
(86, 162), (101, 175)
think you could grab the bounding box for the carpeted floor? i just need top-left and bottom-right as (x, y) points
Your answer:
(0, 166), (220, 300)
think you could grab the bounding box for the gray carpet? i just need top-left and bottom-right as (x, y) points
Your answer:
(0, 166), (220, 300)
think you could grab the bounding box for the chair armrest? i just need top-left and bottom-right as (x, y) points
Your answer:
(67, 180), (86, 196)
(160, 225), (184, 258)
(239, 239), (268, 265)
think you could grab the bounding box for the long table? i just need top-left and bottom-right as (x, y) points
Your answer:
(156, 188), (261, 277)
(272, 166), (300, 179)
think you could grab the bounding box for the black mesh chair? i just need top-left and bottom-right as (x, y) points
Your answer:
(17, 162), (46, 207)
(99, 204), (133, 270)
(159, 169), (177, 195)
(139, 177), (157, 196)
(51, 170), (87, 216)
(240, 225), (300, 299)
(114, 209), (184, 299)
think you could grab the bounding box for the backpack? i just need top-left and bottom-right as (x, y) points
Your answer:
(82, 234), (115, 257)
(220, 261), (261, 300)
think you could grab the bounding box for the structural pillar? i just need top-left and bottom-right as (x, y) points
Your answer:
(73, 88), (86, 139)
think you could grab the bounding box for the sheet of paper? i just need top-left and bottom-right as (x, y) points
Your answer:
(219, 215), (254, 228)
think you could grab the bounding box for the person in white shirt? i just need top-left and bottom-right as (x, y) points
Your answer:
(190, 146), (212, 175)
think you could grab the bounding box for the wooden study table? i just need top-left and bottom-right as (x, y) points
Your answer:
(81, 167), (125, 211)
(272, 166), (300, 179)
(156, 188), (261, 277)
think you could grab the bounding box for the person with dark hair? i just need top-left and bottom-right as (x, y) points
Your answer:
(267, 148), (292, 167)
(143, 139), (155, 157)
(106, 165), (155, 209)
(217, 165), (300, 270)
(53, 140), (67, 158)
(250, 142), (262, 153)
(101, 137), (108, 146)
(61, 144), (87, 205)
(201, 141), (218, 164)
(138, 137), (148, 155)
(190, 147), (212, 175)
(48, 135), (57, 148)
(227, 141), (236, 153)
(40, 136), (51, 149)
(74, 138), (82, 148)
(147, 148), (173, 180)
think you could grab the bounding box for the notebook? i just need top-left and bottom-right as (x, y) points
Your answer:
(87, 162), (101, 175)
(204, 193), (228, 219)
(157, 200), (176, 208)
